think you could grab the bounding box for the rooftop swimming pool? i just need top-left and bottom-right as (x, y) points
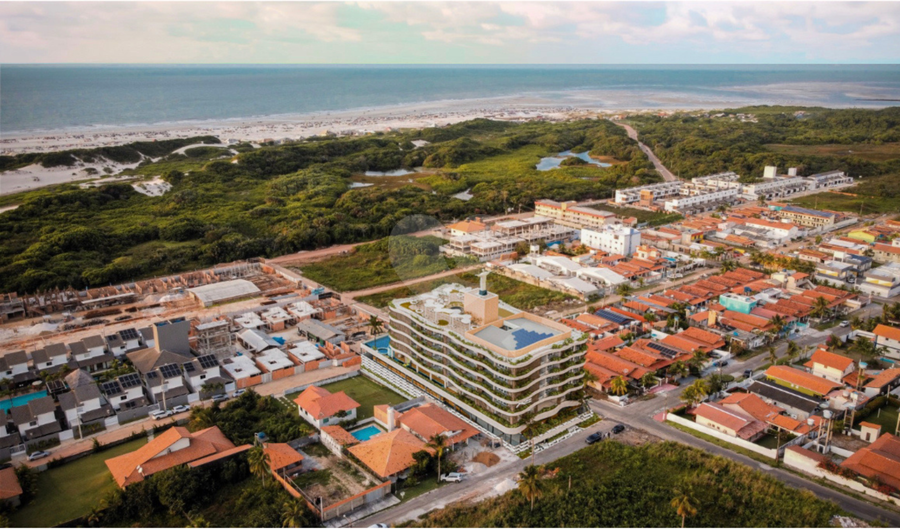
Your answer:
(351, 425), (385, 442)
(0, 390), (48, 413)
(366, 336), (391, 353)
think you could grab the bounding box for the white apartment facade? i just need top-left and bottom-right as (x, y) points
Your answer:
(581, 226), (641, 256)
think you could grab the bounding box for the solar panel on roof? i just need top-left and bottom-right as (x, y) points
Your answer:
(183, 362), (196, 373)
(197, 355), (218, 369)
(119, 374), (141, 388)
(101, 381), (122, 395)
(119, 328), (140, 341)
(146, 371), (159, 379)
(647, 342), (681, 359)
(159, 364), (182, 378)
(594, 309), (632, 325)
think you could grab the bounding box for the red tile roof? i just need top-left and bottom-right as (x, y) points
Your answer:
(294, 386), (360, 420)
(874, 324), (900, 342)
(842, 433), (900, 490)
(0, 467), (22, 501)
(347, 429), (431, 479)
(765, 365), (842, 396)
(864, 368), (900, 390)
(694, 402), (768, 440)
(264, 443), (304, 472)
(398, 404), (478, 446)
(809, 349), (855, 372)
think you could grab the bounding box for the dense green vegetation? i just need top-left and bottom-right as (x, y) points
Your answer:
(301, 235), (474, 292)
(356, 271), (576, 310)
(790, 172), (900, 215)
(630, 106), (900, 180)
(414, 441), (841, 528)
(187, 390), (312, 444)
(0, 119), (659, 293)
(0, 136), (221, 172)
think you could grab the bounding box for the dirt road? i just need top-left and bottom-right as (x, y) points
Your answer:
(614, 121), (679, 182)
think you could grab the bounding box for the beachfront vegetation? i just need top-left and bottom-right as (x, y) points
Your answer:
(355, 271), (576, 311)
(629, 106), (900, 180)
(0, 119), (660, 293)
(187, 389), (313, 444)
(411, 441), (841, 528)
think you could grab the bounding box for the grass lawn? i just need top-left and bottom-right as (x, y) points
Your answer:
(666, 421), (778, 467)
(287, 376), (408, 421)
(300, 236), (475, 293)
(856, 405), (899, 433)
(11, 437), (148, 527)
(398, 476), (442, 502)
(357, 272), (575, 311)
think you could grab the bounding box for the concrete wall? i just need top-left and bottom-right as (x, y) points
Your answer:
(784, 447), (900, 507)
(667, 413), (777, 459)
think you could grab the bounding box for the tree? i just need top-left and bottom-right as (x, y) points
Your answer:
(826, 334), (843, 351)
(850, 316), (864, 330)
(668, 361), (689, 381)
(281, 498), (311, 528)
(769, 315), (787, 337)
(720, 260), (737, 273)
(426, 434), (448, 482)
(767, 345), (778, 365)
(640, 372), (658, 391)
(680, 380), (709, 407)
(368, 315), (384, 336)
(189, 405), (217, 431)
(518, 465), (543, 512)
(786, 340), (800, 361)
(248, 446), (271, 486)
(706, 373), (725, 396)
(610, 375), (629, 397)
(851, 336), (878, 359)
(810, 296), (831, 321)
(616, 283), (633, 298)
(671, 487), (698, 528)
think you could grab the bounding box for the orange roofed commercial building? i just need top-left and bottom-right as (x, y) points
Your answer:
(105, 426), (251, 488)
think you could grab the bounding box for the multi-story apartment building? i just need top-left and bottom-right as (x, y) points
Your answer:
(614, 181), (682, 205)
(742, 176), (808, 200)
(778, 205), (839, 229)
(366, 279), (588, 445)
(581, 226), (641, 256)
(804, 170), (854, 190)
(534, 200), (616, 229)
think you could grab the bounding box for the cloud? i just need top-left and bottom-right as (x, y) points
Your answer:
(0, 1), (898, 63)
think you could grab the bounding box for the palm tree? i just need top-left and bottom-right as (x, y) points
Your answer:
(851, 336), (878, 359)
(671, 488), (698, 528)
(668, 361), (689, 381)
(688, 349), (709, 373)
(640, 372), (658, 391)
(767, 345), (778, 365)
(189, 406), (217, 431)
(850, 316), (864, 330)
(616, 283), (633, 298)
(769, 315), (787, 337)
(85, 506), (103, 527)
(610, 375), (629, 397)
(582, 368), (599, 390)
(720, 260), (737, 273)
(786, 340), (800, 361)
(426, 434), (448, 482)
(368, 315), (384, 336)
(810, 296), (831, 322)
(826, 334), (843, 351)
(680, 380), (709, 407)
(281, 498), (309, 528)
(247, 446), (271, 486)
(518, 465), (543, 512)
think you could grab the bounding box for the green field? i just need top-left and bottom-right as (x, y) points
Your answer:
(356, 271), (576, 311)
(788, 172), (900, 216)
(11, 437), (147, 527)
(765, 142), (900, 163)
(599, 204), (683, 226)
(300, 235), (475, 292)
(856, 405), (899, 433)
(287, 375), (408, 421)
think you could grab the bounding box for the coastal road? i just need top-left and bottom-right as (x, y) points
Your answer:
(614, 121), (679, 182)
(590, 399), (900, 527)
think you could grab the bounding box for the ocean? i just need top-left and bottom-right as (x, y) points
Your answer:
(2, 64), (900, 134)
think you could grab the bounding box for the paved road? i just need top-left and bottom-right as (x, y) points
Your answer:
(351, 419), (616, 528)
(614, 122), (678, 182)
(590, 399), (900, 526)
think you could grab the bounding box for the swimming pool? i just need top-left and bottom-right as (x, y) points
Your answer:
(351, 425), (385, 442)
(366, 336), (390, 350)
(0, 390), (48, 413)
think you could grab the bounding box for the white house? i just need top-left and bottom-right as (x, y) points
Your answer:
(69, 335), (114, 373)
(293, 386), (360, 429)
(874, 325), (900, 360)
(127, 348), (192, 407)
(99, 373), (148, 412)
(806, 349), (855, 383)
(10, 396), (61, 440)
(0, 350), (29, 380)
(183, 354), (230, 394)
(30, 343), (70, 372)
(59, 382), (114, 428)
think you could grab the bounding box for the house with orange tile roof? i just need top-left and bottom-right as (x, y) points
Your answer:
(585, 351), (649, 382)
(718, 392), (783, 423)
(320, 425), (359, 455)
(874, 324), (900, 360)
(842, 433), (900, 491)
(804, 349), (855, 383)
(398, 403), (478, 448)
(765, 365), (843, 398)
(679, 327), (726, 351)
(0, 466), (23, 507)
(863, 368), (900, 398)
(347, 429), (432, 482)
(294, 386), (361, 429)
(264, 443), (304, 477)
(105, 426), (251, 488)
(584, 362), (618, 392)
(447, 219), (486, 237)
(588, 334), (624, 354)
(693, 402), (768, 441)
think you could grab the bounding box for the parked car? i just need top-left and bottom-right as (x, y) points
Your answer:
(172, 405), (191, 414)
(714, 360), (729, 368)
(611, 424), (626, 435)
(27, 451), (50, 461)
(233, 389), (247, 397)
(149, 409), (173, 420)
(743, 369), (753, 378)
(585, 432), (603, 445)
(368, 524), (388, 528)
(440, 472), (466, 483)
(212, 393), (229, 403)
(841, 320), (850, 327)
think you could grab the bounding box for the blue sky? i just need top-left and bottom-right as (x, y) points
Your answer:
(1, 2), (899, 64)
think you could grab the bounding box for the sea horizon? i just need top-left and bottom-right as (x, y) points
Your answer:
(3, 64), (900, 135)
